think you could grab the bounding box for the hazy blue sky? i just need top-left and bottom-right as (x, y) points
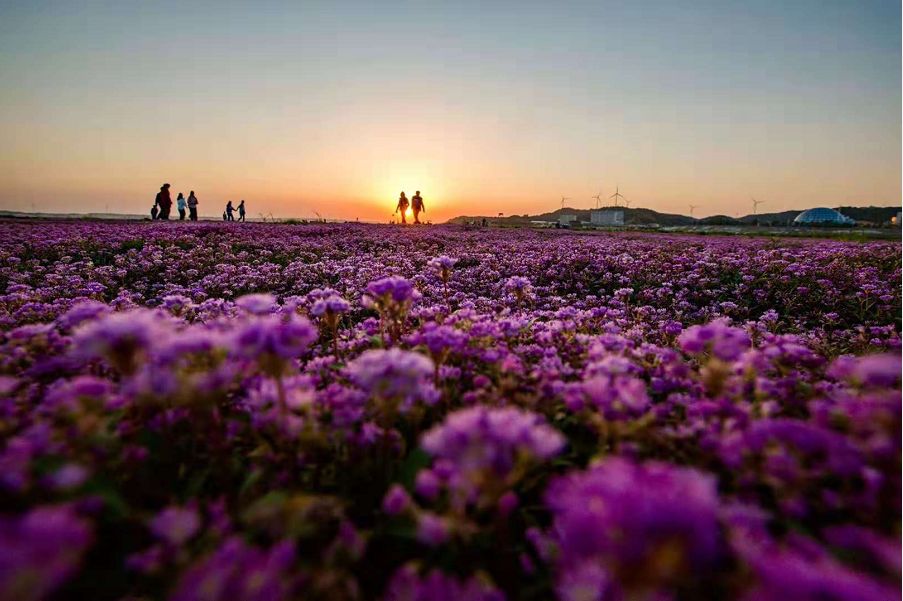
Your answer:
(0, 0), (899, 220)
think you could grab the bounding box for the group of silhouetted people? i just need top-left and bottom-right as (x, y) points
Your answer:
(152, 184), (199, 221)
(151, 183), (246, 223)
(223, 200), (246, 222)
(395, 190), (426, 224)
(154, 183), (430, 224)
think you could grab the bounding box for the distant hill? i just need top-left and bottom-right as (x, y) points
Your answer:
(448, 206), (696, 226)
(698, 215), (742, 226)
(831, 206), (900, 224)
(448, 205), (900, 227)
(737, 210), (802, 226)
(738, 206), (899, 226)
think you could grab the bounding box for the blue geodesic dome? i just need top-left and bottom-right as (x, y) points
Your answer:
(793, 207), (855, 225)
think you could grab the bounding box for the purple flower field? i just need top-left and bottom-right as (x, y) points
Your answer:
(0, 221), (900, 600)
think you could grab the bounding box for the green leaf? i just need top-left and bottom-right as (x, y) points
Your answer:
(398, 448), (431, 489)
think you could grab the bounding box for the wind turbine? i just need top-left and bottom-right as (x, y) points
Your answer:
(560, 196), (571, 209)
(610, 186), (626, 208)
(591, 191), (603, 209)
(752, 197), (765, 215)
(689, 204), (699, 217)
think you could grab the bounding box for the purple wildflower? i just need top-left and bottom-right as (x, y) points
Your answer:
(310, 294), (351, 317)
(170, 537), (298, 601)
(0, 505), (94, 601)
(384, 564), (505, 601)
(416, 513), (450, 547)
(420, 407), (564, 507)
(545, 458), (721, 596)
(232, 314), (316, 362)
(678, 319), (751, 361)
(363, 276), (420, 307)
(56, 300), (110, 330)
(72, 309), (163, 373)
(382, 484), (412, 516)
(149, 505), (200, 546)
(346, 348), (438, 410)
(235, 293), (278, 315)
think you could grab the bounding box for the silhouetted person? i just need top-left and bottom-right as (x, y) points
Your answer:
(155, 183), (172, 220)
(225, 201), (235, 221)
(481, 218), (487, 227)
(187, 191), (198, 221)
(411, 191), (425, 224)
(151, 203), (159, 220)
(176, 193), (187, 220)
(395, 192), (409, 224)
(237, 200), (246, 222)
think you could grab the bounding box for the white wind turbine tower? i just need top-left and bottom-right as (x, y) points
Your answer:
(591, 191), (603, 209)
(610, 186), (626, 208)
(752, 197), (765, 215)
(560, 196), (571, 209)
(689, 204), (699, 217)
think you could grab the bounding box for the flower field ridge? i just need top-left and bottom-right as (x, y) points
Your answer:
(0, 221), (899, 601)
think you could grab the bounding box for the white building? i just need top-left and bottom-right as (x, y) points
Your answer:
(558, 214), (577, 227)
(590, 209), (624, 226)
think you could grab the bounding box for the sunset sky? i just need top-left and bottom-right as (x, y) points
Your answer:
(0, 1), (899, 221)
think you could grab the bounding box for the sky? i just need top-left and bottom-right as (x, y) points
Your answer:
(0, 0), (900, 221)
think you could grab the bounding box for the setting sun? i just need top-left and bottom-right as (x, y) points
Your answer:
(372, 163), (442, 220)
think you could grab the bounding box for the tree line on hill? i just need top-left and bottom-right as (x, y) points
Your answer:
(447, 206), (900, 227)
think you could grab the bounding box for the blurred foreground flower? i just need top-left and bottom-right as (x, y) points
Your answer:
(384, 564), (505, 601)
(347, 348), (439, 420)
(420, 406), (564, 510)
(72, 309), (163, 374)
(545, 458), (721, 599)
(170, 537), (298, 601)
(0, 505), (93, 601)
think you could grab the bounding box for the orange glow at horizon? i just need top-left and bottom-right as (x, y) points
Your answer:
(3, 87), (898, 223)
(375, 162), (442, 222)
(0, 65), (898, 223)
